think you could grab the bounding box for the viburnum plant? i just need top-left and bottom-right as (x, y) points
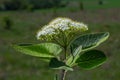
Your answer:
(13, 17), (109, 80)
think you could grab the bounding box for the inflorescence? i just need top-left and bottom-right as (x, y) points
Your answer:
(37, 17), (88, 45)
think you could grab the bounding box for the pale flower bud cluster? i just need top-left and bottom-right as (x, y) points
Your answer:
(37, 17), (88, 41)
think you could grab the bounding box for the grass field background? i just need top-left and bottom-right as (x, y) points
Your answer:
(0, 0), (120, 80)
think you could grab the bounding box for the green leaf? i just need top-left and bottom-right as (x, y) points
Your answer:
(70, 32), (109, 52)
(66, 46), (82, 66)
(13, 43), (62, 58)
(49, 58), (73, 71)
(76, 50), (107, 69)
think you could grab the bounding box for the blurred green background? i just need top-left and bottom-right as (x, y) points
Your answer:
(0, 0), (120, 80)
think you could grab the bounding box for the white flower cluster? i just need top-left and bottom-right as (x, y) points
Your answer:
(37, 17), (88, 40)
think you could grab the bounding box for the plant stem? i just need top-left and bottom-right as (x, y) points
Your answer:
(60, 46), (67, 80)
(60, 70), (67, 80)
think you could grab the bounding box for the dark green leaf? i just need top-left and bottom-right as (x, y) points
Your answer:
(13, 43), (62, 58)
(76, 50), (107, 69)
(49, 58), (73, 71)
(70, 32), (109, 51)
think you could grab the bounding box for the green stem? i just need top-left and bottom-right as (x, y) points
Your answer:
(60, 46), (67, 80)
(61, 70), (67, 80)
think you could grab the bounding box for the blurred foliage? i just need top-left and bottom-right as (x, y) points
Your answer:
(98, 0), (104, 5)
(79, 1), (84, 11)
(0, 0), (69, 11)
(2, 16), (13, 30)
